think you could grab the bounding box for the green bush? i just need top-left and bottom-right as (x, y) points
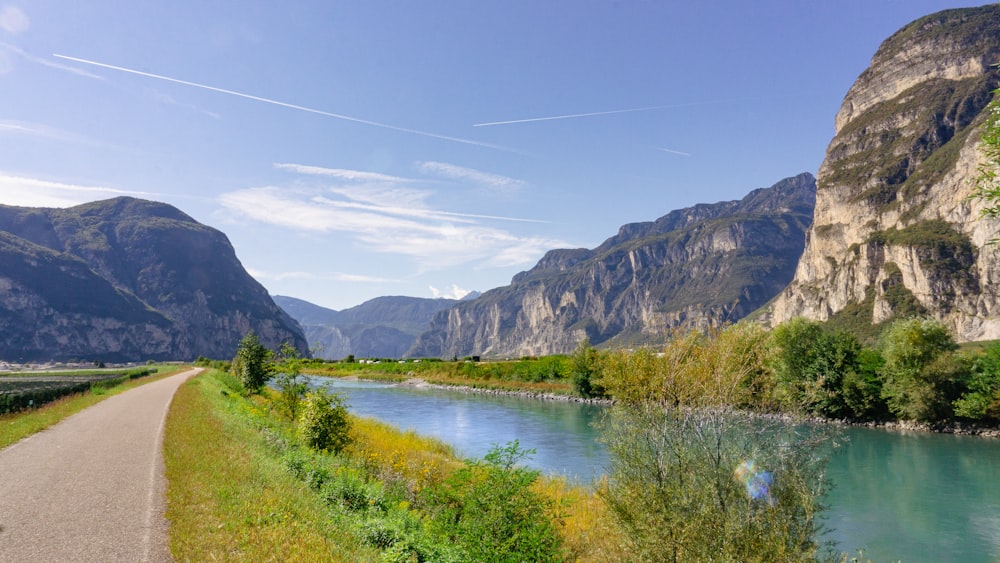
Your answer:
(423, 441), (563, 563)
(570, 338), (605, 398)
(296, 388), (351, 453)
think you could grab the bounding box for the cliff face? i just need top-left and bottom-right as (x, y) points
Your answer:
(0, 197), (307, 362)
(768, 6), (1000, 341)
(409, 173), (816, 358)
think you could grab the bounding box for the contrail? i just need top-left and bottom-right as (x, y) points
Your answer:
(52, 54), (515, 152)
(472, 98), (753, 127)
(656, 147), (691, 157)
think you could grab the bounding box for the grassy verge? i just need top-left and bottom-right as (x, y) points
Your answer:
(0, 365), (187, 450)
(164, 372), (372, 561)
(164, 370), (624, 561)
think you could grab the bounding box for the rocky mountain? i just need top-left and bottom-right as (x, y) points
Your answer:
(408, 173), (816, 358)
(0, 197), (308, 362)
(768, 5), (1000, 341)
(273, 294), (466, 359)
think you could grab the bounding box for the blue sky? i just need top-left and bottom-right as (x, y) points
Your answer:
(0, 1), (990, 311)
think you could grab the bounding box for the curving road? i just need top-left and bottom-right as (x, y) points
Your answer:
(0, 367), (201, 562)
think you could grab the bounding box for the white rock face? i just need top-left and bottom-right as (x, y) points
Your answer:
(769, 6), (1000, 342)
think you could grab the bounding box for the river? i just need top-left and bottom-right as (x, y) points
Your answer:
(318, 377), (1000, 562)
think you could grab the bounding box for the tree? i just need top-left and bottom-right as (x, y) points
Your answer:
(878, 318), (964, 421)
(232, 330), (272, 394)
(571, 338), (605, 398)
(274, 342), (309, 419)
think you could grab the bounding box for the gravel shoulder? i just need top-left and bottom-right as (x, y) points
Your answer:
(0, 367), (201, 562)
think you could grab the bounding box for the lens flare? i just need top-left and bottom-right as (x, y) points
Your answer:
(734, 460), (774, 506)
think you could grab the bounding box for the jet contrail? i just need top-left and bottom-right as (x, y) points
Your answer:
(52, 54), (515, 152)
(656, 147), (691, 157)
(472, 98), (753, 127)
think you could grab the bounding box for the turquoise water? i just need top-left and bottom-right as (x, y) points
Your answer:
(318, 378), (1000, 562)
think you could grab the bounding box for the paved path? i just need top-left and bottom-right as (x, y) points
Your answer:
(0, 368), (201, 562)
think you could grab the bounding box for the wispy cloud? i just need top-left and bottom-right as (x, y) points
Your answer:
(53, 54), (518, 152)
(275, 163), (411, 184)
(418, 161), (525, 193)
(218, 166), (570, 271)
(0, 43), (101, 79)
(0, 174), (150, 208)
(246, 267), (396, 284)
(0, 6), (29, 35)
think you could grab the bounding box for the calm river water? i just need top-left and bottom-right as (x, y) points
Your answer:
(318, 378), (1000, 562)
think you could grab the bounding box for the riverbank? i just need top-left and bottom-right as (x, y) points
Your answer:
(326, 373), (1000, 439)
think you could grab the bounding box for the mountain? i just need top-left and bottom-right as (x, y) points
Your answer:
(0, 197), (308, 362)
(768, 5), (1000, 341)
(408, 173), (816, 358)
(273, 295), (463, 359)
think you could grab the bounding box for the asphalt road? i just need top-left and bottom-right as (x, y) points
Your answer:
(0, 367), (201, 562)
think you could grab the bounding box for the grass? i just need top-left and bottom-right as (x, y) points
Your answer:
(0, 365), (187, 450)
(164, 370), (626, 561)
(164, 372), (373, 561)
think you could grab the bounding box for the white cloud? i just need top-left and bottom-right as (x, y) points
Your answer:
(0, 43), (101, 79)
(246, 267), (395, 284)
(275, 162), (411, 184)
(0, 174), (150, 208)
(429, 284), (472, 300)
(218, 181), (571, 271)
(0, 6), (28, 35)
(419, 161), (525, 193)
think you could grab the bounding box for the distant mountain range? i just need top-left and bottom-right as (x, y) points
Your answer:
(0, 197), (307, 362)
(277, 173), (816, 358)
(272, 293), (480, 359)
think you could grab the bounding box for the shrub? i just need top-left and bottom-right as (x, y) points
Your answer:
(423, 441), (563, 563)
(954, 342), (1000, 422)
(297, 388), (352, 453)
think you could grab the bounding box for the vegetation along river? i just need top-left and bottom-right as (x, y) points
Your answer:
(318, 378), (1000, 562)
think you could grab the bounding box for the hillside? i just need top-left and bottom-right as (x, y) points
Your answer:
(0, 197), (307, 362)
(273, 295), (465, 359)
(408, 173), (816, 358)
(768, 5), (1000, 341)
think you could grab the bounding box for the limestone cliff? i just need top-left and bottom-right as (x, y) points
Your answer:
(0, 197), (308, 362)
(768, 5), (1000, 341)
(409, 174), (816, 358)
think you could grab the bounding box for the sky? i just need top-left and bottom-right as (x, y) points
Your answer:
(0, 1), (992, 311)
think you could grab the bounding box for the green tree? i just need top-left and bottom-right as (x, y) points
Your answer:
(571, 338), (605, 398)
(878, 318), (964, 421)
(770, 319), (864, 418)
(232, 330), (272, 394)
(953, 342), (1000, 422)
(274, 342), (309, 419)
(423, 440), (563, 563)
(296, 388), (351, 453)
